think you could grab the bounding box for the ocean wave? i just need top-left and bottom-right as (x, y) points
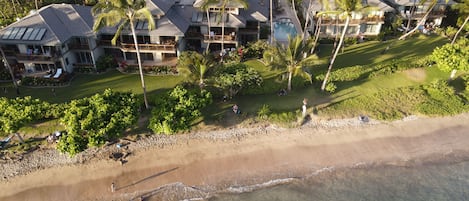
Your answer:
(224, 177), (298, 194)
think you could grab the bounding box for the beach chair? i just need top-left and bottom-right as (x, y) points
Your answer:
(53, 68), (62, 79)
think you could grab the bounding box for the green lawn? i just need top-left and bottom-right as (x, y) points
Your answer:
(0, 35), (455, 131)
(0, 70), (184, 103)
(225, 35), (452, 117)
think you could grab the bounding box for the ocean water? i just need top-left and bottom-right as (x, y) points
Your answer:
(209, 161), (469, 201)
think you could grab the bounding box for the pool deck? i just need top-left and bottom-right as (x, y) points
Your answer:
(273, 0), (304, 43)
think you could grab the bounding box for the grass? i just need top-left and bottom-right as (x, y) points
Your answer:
(0, 35), (459, 136)
(0, 70), (184, 103)
(227, 35), (452, 117)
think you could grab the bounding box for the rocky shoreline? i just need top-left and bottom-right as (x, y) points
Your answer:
(0, 114), (382, 182)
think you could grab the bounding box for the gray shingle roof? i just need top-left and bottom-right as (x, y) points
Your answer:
(0, 4), (93, 46)
(148, 0), (174, 15)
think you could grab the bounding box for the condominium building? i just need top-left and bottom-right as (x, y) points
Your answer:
(0, 0), (268, 77)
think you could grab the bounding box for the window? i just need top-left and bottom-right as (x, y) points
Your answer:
(75, 52), (92, 64)
(365, 24), (377, 33)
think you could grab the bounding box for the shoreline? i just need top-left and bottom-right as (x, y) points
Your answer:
(1, 113), (469, 200)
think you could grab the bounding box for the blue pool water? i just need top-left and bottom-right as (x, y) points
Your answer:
(273, 18), (298, 41)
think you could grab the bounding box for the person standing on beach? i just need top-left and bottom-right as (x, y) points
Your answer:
(302, 98), (308, 117)
(111, 182), (115, 192)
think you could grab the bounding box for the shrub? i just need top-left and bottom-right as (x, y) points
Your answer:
(0, 69), (11, 80)
(244, 40), (269, 59)
(57, 89), (140, 155)
(149, 86), (212, 134)
(268, 111), (298, 127)
(95, 55), (116, 72)
(417, 80), (468, 116)
(325, 82), (337, 93)
(257, 104), (272, 120)
(214, 63), (263, 97)
(0, 96), (59, 136)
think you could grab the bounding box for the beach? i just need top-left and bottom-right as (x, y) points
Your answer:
(1, 113), (469, 201)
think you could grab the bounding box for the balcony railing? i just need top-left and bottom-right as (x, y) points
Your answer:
(97, 40), (176, 51)
(203, 34), (237, 42)
(68, 43), (90, 50)
(120, 43), (176, 51)
(408, 11), (446, 19)
(16, 54), (55, 62)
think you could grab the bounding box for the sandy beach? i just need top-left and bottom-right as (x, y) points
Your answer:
(1, 113), (469, 201)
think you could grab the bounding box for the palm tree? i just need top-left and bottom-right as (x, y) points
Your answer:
(176, 51), (216, 88)
(218, 0), (248, 54)
(198, 0), (218, 52)
(320, 0), (367, 91)
(398, 0), (449, 40)
(451, 0), (469, 44)
(264, 35), (318, 91)
(92, 0), (155, 109)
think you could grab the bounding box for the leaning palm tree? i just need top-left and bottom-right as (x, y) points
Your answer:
(320, 0), (368, 91)
(176, 51), (216, 88)
(264, 35), (318, 91)
(398, 0), (449, 40)
(92, 0), (155, 109)
(451, 0), (469, 44)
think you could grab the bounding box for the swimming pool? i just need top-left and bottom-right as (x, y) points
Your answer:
(273, 18), (298, 41)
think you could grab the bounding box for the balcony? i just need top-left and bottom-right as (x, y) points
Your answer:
(408, 11), (446, 19)
(320, 18), (362, 25)
(68, 43), (90, 50)
(120, 43), (176, 51)
(97, 40), (176, 52)
(203, 34), (237, 43)
(16, 54), (55, 63)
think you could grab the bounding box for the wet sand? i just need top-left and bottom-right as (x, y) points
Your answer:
(1, 113), (469, 201)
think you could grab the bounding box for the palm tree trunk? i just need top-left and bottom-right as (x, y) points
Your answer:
(35, 0), (39, 10)
(287, 71), (293, 91)
(130, 21), (149, 109)
(206, 9), (211, 52)
(398, 2), (436, 40)
(270, 0), (274, 44)
(311, 16), (322, 54)
(221, 12), (225, 58)
(452, 16), (469, 45)
(0, 47), (18, 88)
(405, 1), (417, 33)
(303, 0), (313, 41)
(321, 16), (349, 91)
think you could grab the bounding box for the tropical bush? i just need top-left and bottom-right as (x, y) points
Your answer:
(214, 63), (263, 97)
(21, 76), (68, 86)
(95, 55), (117, 72)
(430, 38), (469, 73)
(417, 80), (468, 116)
(0, 69), (11, 80)
(57, 89), (140, 156)
(0, 97), (60, 136)
(149, 86), (212, 135)
(257, 104), (272, 120)
(243, 40), (269, 59)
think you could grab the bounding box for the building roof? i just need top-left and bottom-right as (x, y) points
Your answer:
(0, 4), (94, 46)
(147, 0), (173, 15)
(240, 0), (269, 22)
